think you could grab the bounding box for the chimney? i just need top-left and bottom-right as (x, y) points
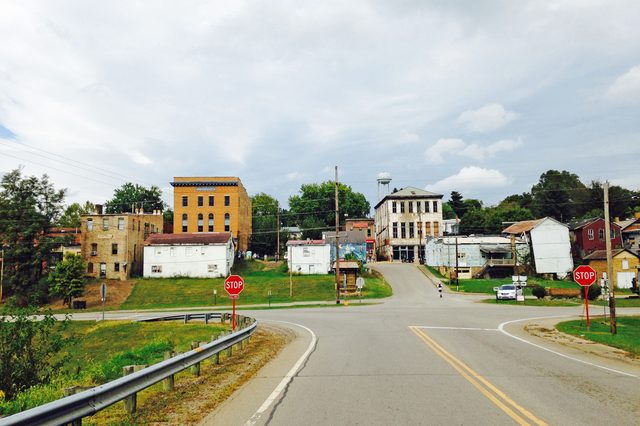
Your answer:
(614, 217), (620, 223)
(94, 204), (103, 215)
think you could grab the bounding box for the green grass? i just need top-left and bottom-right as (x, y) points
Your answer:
(448, 277), (576, 295)
(591, 297), (640, 307)
(121, 260), (392, 310)
(481, 298), (581, 307)
(556, 316), (640, 356)
(424, 265), (448, 282)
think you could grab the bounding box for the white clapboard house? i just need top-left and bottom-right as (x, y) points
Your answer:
(287, 239), (331, 274)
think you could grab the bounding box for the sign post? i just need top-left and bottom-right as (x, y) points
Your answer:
(574, 265), (597, 328)
(224, 275), (245, 330)
(100, 282), (107, 322)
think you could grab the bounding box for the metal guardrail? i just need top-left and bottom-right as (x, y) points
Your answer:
(0, 312), (257, 426)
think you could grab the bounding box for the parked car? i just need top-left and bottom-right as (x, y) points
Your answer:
(495, 284), (517, 300)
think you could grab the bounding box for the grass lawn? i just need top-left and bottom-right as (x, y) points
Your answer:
(481, 298), (581, 307)
(448, 277), (574, 295)
(556, 316), (640, 356)
(120, 260), (391, 310)
(591, 297), (640, 307)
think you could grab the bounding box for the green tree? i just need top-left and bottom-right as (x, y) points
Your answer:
(499, 192), (534, 212)
(442, 202), (456, 220)
(459, 208), (487, 235)
(585, 181), (637, 220)
(105, 183), (165, 214)
(448, 191), (466, 218)
(57, 201), (95, 228)
(48, 253), (86, 308)
(0, 307), (70, 401)
(250, 193), (286, 255)
(531, 170), (587, 221)
(0, 169), (66, 305)
(288, 181), (370, 239)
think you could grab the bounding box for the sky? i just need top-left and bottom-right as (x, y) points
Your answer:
(1, 0), (639, 213)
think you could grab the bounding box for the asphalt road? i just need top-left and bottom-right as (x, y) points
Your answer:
(197, 263), (640, 426)
(64, 263), (640, 425)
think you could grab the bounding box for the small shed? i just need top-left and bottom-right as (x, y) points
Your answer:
(334, 261), (360, 292)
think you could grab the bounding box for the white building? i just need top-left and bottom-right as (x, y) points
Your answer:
(144, 233), (235, 278)
(287, 240), (331, 274)
(503, 217), (573, 278)
(374, 187), (443, 262)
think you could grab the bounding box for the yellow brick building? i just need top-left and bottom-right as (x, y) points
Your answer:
(171, 177), (252, 251)
(584, 249), (639, 289)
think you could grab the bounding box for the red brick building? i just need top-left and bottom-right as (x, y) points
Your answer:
(571, 218), (622, 259)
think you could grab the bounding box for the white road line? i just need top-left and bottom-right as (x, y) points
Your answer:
(498, 316), (638, 379)
(414, 326), (499, 331)
(245, 320), (318, 426)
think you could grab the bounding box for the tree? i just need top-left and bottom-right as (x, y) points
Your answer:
(105, 183), (165, 214)
(0, 306), (70, 401)
(250, 193), (286, 255)
(288, 182), (370, 239)
(0, 169), (66, 305)
(442, 202), (456, 220)
(463, 198), (483, 212)
(448, 191), (466, 218)
(499, 192), (534, 212)
(48, 253), (86, 308)
(57, 201), (95, 228)
(531, 170), (587, 221)
(585, 181), (637, 220)
(459, 208), (487, 235)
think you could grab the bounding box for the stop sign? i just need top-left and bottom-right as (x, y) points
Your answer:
(573, 265), (597, 287)
(224, 275), (244, 298)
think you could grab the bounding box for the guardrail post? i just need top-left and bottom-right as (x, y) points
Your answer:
(204, 313), (209, 324)
(227, 333), (233, 358)
(63, 387), (84, 426)
(212, 334), (221, 364)
(123, 365), (146, 414)
(191, 342), (201, 376)
(184, 314), (190, 324)
(220, 313), (226, 324)
(163, 351), (175, 391)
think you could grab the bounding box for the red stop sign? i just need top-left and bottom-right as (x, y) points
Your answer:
(573, 265), (597, 287)
(224, 275), (244, 298)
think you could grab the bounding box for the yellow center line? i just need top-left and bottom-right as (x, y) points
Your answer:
(409, 326), (548, 426)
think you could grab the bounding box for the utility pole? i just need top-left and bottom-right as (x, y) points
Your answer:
(603, 181), (617, 334)
(455, 236), (459, 291)
(276, 200), (280, 262)
(335, 166), (341, 304)
(0, 248), (4, 302)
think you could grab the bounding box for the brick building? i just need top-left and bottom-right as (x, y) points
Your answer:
(570, 217), (622, 259)
(81, 211), (164, 280)
(345, 218), (376, 262)
(171, 177), (252, 251)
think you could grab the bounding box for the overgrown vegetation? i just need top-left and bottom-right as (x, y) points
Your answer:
(48, 253), (87, 308)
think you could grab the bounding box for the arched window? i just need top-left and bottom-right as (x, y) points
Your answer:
(197, 213), (204, 232)
(182, 214), (188, 232)
(208, 213), (214, 232)
(224, 213), (230, 232)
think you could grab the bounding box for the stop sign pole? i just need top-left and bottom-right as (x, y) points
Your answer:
(224, 275), (245, 330)
(574, 265), (597, 328)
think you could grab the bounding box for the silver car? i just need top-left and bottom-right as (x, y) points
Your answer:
(495, 284), (517, 300)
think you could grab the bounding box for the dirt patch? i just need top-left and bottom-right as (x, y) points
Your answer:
(49, 280), (134, 310)
(84, 324), (294, 425)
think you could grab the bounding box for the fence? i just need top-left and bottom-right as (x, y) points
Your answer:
(0, 312), (257, 426)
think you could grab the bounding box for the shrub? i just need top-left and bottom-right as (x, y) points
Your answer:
(531, 285), (546, 299)
(580, 284), (602, 301)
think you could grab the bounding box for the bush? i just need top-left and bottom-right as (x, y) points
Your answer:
(580, 284), (602, 301)
(531, 285), (546, 299)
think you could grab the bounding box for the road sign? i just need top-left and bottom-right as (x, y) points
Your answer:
(224, 275), (245, 299)
(224, 275), (244, 330)
(100, 282), (107, 302)
(574, 265), (597, 287)
(356, 277), (365, 289)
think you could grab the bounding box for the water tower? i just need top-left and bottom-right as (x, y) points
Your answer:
(377, 172), (392, 200)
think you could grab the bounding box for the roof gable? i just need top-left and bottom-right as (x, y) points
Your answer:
(145, 233), (232, 245)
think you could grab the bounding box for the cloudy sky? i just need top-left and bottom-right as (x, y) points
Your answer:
(1, 0), (639, 212)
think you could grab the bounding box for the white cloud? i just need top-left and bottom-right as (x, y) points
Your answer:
(425, 138), (522, 164)
(285, 171), (305, 181)
(426, 166), (512, 193)
(604, 65), (640, 104)
(457, 103), (518, 133)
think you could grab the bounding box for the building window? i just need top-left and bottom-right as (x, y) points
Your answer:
(611, 229), (616, 239)
(151, 265), (162, 273)
(303, 248), (310, 257)
(208, 264), (218, 272)
(401, 222), (406, 239)
(87, 262), (93, 273)
(425, 202), (430, 213)
(132, 219), (135, 230)
(408, 202), (414, 213)
(198, 196), (203, 207)
(400, 202), (405, 213)
(392, 222), (398, 238)
(367, 228), (371, 237)
(392, 201), (397, 213)
(416, 201), (422, 213)
(409, 222), (415, 238)
(426, 222), (431, 235)
(91, 243), (97, 256)
(225, 213), (230, 232)
(433, 201), (438, 213)
(114, 262), (120, 272)
(118, 217), (125, 230)
(599, 229), (605, 240)
(209, 195), (214, 206)
(87, 218), (93, 231)
(434, 222), (440, 235)
(208, 213), (214, 232)
(198, 213), (204, 232)
(182, 214), (188, 232)
(182, 196), (188, 207)
(588, 229), (594, 240)
(102, 218), (109, 230)
(99, 263), (106, 278)
(622, 259), (629, 269)
(112, 243), (118, 255)
(224, 195), (230, 206)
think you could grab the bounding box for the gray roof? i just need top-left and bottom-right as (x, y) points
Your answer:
(324, 230), (366, 244)
(375, 186), (443, 209)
